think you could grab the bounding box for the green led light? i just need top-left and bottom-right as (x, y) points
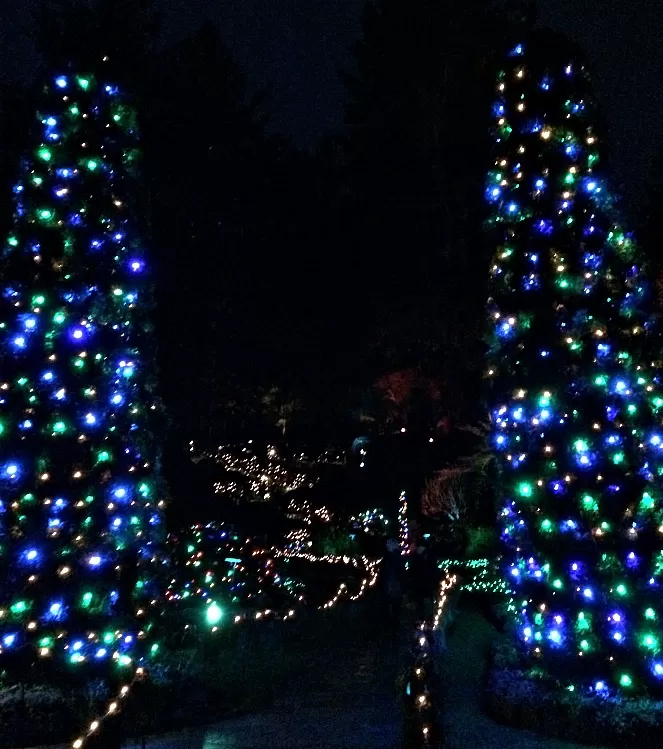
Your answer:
(642, 634), (658, 650)
(645, 608), (657, 621)
(582, 494), (597, 511)
(206, 602), (223, 626)
(641, 492), (655, 510)
(620, 673), (633, 688)
(77, 76), (90, 90)
(616, 583), (627, 596)
(11, 600), (27, 615)
(38, 147), (51, 162)
(518, 482), (533, 498)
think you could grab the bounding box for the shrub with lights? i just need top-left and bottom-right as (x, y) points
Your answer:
(486, 31), (663, 697)
(0, 68), (166, 681)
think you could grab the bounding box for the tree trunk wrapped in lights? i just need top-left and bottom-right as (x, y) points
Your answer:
(485, 30), (663, 696)
(0, 64), (167, 682)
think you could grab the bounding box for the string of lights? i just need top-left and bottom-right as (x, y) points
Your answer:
(398, 491), (411, 556)
(189, 441), (315, 501)
(71, 665), (145, 749)
(403, 573), (457, 747)
(166, 524), (381, 631)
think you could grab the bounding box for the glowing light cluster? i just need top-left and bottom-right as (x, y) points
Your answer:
(189, 441), (315, 501)
(486, 37), (663, 694)
(166, 523), (380, 630)
(349, 508), (391, 535)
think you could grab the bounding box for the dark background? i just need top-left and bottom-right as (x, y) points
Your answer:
(0, 0), (662, 477)
(2, 0), (662, 199)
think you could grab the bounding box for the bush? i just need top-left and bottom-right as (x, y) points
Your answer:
(0, 685), (83, 748)
(485, 641), (663, 748)
(466, 526), (499, 558)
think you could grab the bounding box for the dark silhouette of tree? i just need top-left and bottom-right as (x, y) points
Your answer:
(343, 0), (532, 420)
(144, 21), (273, 442)
(28, 0), (160, 91)
(640, 150), (663, 296)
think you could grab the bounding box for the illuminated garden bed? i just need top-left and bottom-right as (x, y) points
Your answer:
(486, 639), (663, 748)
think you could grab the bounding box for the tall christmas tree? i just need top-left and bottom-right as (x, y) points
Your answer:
(0, 65), (166, 678)
(485, 30), (663, 695)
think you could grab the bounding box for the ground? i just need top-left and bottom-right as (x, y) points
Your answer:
(27, 597), (612, 749)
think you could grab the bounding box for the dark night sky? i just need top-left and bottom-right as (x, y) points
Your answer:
(1, 0), (663, 200)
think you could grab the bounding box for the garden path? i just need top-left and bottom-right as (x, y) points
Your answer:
(117, 605), (405, 749)
(33, 601), (615, 749)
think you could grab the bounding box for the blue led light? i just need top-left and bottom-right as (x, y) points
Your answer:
(4, 463), (19, 479)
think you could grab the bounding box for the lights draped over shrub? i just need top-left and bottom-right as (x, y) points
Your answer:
(0, 69), (166, 677)
(167, 522), (380, 628)
(485, 34), (663, 695)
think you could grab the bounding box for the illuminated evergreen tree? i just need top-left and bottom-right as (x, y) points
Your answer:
(485, 30), (663, 695)
(0, 65), (166, 677)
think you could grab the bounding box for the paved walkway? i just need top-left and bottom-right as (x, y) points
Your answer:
(120, 609), (407, 749)
(33, 603), (614, 749)
(441, 607), (609, 749)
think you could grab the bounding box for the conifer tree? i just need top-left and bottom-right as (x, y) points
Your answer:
(0, 62), (166, 678)
(486, 30), (663, 695)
